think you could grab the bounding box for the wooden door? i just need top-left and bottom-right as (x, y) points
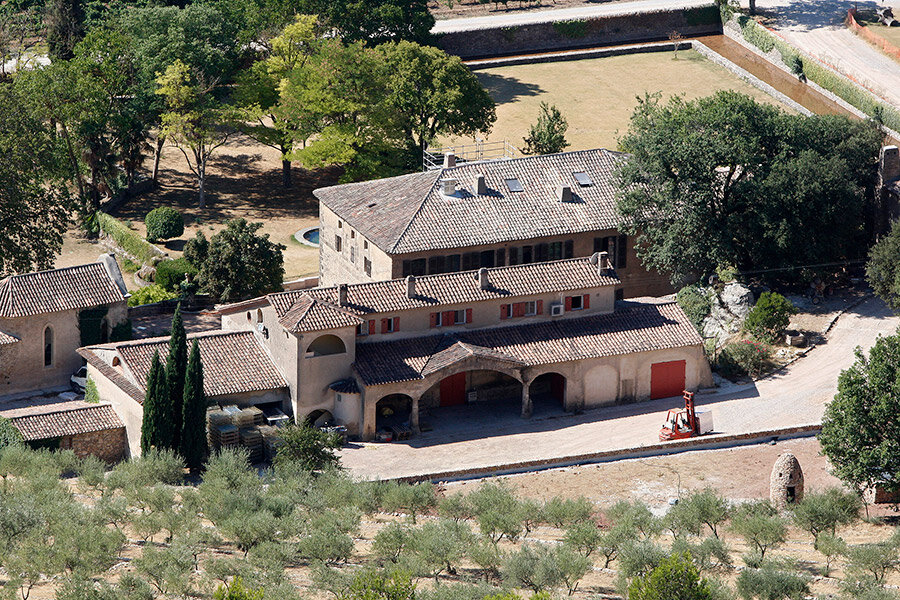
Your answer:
(439, 373), (467, 406)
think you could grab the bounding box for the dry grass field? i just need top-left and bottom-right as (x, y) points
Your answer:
(450, 49), (791, 153)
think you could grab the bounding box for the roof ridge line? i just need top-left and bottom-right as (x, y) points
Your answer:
(389, 170), (444, 254)
(10, 403), (115, 418)
(0, 261), (105, 283)
(442, 147), (610, 173)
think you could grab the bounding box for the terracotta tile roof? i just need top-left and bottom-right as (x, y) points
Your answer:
(314, 149), (627, 254)
(420, 341), (526, 377)
(277, 294), (362, 333)
(354, 301), (702, 386)
(7, 403), (124, 441)
(0, 263), (126, 318)
(265, 258), (618, 326)
(78, 347), (146, 404)
(0, 330), (18, 345)
(95, 330), (288, 399)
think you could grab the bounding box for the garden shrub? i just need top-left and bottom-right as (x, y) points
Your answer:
(127, 285), (178, 307)
(717, 340), (771, 378)
(144, 207), (184, 242)
(744, 292), (796, 343)
(155, 258), (198, 292)
(553, 20), (588, 39)
(0, 416), (23, 450)
(97, 212), (165, 265)
(677, 285), (711, 332)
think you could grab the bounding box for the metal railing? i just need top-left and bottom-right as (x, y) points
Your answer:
(423, 140), (518, 170)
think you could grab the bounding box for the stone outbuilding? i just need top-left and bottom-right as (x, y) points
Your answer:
(770, 452), (804, 509)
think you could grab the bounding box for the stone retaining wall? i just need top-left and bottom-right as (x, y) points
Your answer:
(437, 5), (721, 59)
(70, 427), (128, 464)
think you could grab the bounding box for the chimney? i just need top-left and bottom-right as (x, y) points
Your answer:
(557, 184), (573, 203)
(881, 145), (900, 183)
(443, 152), (456, 168)
(98, 253), (128, 296)
(338, 283), (348, 306)
(474, 174), (487, 195)
(478, 267), (489, 290)
(596, 251), (611, 275)
(406, 275), (416, 299)
(441, 178), (457, 196)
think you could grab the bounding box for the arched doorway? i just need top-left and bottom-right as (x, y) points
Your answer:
(306, 334), (346, 356)
(376, 394), (413, 432)
(304, 409), (334, 428)
(529, 372), (566, 413)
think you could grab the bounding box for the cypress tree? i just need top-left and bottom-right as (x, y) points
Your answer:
(181, 339), (207, 471)
(165, 304), (187, 450)
(141, 351), (173, 453)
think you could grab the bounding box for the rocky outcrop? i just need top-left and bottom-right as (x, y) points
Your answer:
(701, 283), (755, 347)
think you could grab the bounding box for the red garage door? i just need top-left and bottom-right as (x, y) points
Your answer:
(440, 373), (467, 406)
(650, 360), (686, 400)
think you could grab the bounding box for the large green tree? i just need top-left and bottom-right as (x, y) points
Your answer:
(301, 0), (433, 44)
(522, 102), (569, 156)
(141, 351), (174, 453)
(45, 0), (84, 60)
(185, 218), (285, 302)
(379, 40), (496, 165)
(181, 339), (207, 472)
(614, 90), (882, 284)
(866, 219), (900, 311)
(820, 332), (900, 496)
(0, 83), (70, 276)
(165, 304), (187, 451)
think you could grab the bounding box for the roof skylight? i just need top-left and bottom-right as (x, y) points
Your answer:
(504, 177), (524, 193)
(573, 171), (592, 187)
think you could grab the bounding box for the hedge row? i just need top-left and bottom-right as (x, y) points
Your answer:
(96, 212), (165, 266)
(735, 14), (900, 133)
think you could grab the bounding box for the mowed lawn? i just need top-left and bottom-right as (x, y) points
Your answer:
(454, 49), (790, 152)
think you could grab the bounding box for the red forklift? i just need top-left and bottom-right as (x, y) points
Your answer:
(659, 391), (713, 441)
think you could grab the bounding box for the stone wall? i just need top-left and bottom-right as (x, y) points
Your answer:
(436, 5), (722, 59)
(70, 427), (128, 464)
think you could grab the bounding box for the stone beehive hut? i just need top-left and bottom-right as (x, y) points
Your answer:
(770, 452), (804, 509)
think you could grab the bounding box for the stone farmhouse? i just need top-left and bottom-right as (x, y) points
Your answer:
(314, 148), (672, 299)
(84, 254), (711, 448)
(0, 256), (129, 460)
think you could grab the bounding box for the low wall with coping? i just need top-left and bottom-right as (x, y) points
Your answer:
(436, 5), (722, 59)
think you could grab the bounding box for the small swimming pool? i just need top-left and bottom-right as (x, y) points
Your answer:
(295, 226), (320, 247)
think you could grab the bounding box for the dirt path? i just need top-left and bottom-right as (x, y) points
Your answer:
(748, 0), (900, 110)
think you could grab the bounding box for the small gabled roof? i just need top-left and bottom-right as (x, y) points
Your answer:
(0, 330), (19, 345)
(420, 340), (525, 377)
(5, 402), (124, 441)
(277, 294), (362, 333)
(314, 149), (627, 254)
(0, 262), (126, 318)
(82, 330), (287, 401)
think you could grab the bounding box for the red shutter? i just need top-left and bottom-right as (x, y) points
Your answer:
(381, 318), (389, 333)
(513, 302), (525, 318)
(465, 308), (472, 323)
(368, 320), (375, 335)
(443, 311), (455, 326)
(565, 297), (573, 311)
(501, 304), (509, 320)
(430, 312), (438, 328)
(536, 300), (543, 315)
(393, 317), (399, 331)
(583, 294), (590, 309)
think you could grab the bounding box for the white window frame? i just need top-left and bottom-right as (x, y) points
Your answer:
(570, 295), (583, 310)
(454, 309), (466, 324)
(385, 318), (395, 333)
(524, 301), (537, 316)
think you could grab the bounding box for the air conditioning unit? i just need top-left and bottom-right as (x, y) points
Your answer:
(550, 304), (564, 317)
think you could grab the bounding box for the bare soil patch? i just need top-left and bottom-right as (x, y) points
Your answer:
(447, 49), (792, 152)
(430, 0), (629, 21)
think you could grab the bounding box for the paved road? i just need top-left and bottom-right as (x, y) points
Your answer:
(432, 0), (713, 32)
(745, 0), (900, 109)
(340, 296), (899, 480)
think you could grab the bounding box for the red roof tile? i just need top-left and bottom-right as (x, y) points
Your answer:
(0, 263), (126, 318)
(354, 301), (702, 385)
(0, 330), (18, 345)
(8, 404), (124, 441)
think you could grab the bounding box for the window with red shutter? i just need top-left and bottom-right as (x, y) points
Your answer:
(381, 318), (389, 333)
(564, 297), (572, 311)
(501, 304), (509, 319)
(513, 302), (525, 318)
(392, 317), (399, 331)
(583, 294), (590, 309)
(443, 310), (455, 326)
(465, 308), (472, 323)
(368, 320), (375, 335)
(430, 313), (438, 328)
(536, 300), (543, 315)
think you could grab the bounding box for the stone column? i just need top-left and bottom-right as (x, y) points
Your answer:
(521, 382), (532, 418)
(411, 395), (420, 433)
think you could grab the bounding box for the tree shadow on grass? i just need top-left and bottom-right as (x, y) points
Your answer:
(476, 72), (545, 104)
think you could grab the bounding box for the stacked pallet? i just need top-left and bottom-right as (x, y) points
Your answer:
(240, 427), (263, 462)
(213, 424), (239, 449)
(259, 425), (284, 461)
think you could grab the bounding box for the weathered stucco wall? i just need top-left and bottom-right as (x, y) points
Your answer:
(319, 204), (394, 287)
(436, 5), (722, 59)
(88, 362), (144, 457)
